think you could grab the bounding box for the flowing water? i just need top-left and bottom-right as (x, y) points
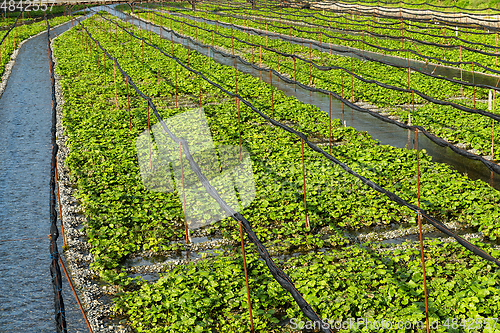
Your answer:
(104, 6), (500, 189)
(0, 8), (492, 330)
(153, 7), (500, 87)
(0, 16), (89, 333)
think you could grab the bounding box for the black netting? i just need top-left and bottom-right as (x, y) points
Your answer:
(169, 6), (500, 75)
(206, 2), (500, 36)
(45, 15), (68, 333)
(101, 10), (500, 274)
(0, 10), (23, 46)
(134, 8), (500, 177)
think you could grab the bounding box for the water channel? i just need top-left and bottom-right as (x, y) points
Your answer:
(0, 16), (88, 333)
(104, 6), (500, 189)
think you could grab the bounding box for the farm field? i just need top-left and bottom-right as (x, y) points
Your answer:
(0, 6), (88, 77)
(130, 2), (500, 161)
(2, 0), (500, 332)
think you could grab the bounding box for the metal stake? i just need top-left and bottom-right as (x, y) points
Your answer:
(178, 142), (190, 244)
(238, 221), (254, 333)
(415, 129), (430, 333)
(300, 138), (309, 229)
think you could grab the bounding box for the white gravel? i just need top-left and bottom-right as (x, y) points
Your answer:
(51, 27), (132, 333)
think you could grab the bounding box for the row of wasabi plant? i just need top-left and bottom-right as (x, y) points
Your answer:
(53, 12), (500, 332)
(155, 1), (500, 73)
(1, 13), (84, 75)
(132, 8), (500, 161)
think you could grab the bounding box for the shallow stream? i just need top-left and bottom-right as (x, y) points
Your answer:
(0, 17), (88, 333)
(105, 6), (500, 189)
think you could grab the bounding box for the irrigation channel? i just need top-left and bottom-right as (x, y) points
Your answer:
(0, 15), (89, 332)
(1, 3), (499, 331)
(62, 4), (500, 331)
(106, 5), (500, 189)
(156, 6), (500, 88)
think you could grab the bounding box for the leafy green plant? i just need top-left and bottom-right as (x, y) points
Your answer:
(54, 14), (500, 332)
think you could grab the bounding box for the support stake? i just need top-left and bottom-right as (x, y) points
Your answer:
(147, 100), (152, 170)
(415, 129), (430, 333)
(328, 93), (332, 154)
(351, 52), (354, 102)
(113, 59), (118, 110)
(473, 62), (476, 108)
(270, 71), (274, 119)
(175, 62), (178, 108)
(238, 221), (254, 333)
(493, 91), (496, 159)
(126, 80), (132, 130)
(460, 46), (463, 96)
(300, 138), (309, 230)
(178, 142), (190, 244)
(341, 69), (345, 127)
(293, 58), (297, 98)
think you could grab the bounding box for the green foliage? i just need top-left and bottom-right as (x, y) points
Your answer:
(54, 14), (500, 332)
(0, 14), (78, 75)
(157, 4), (500, 158)
(115, 241), (500, 332)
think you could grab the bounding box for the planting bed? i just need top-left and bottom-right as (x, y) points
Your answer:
(135, 2), (500, 164)
(43, 1), (500, 332)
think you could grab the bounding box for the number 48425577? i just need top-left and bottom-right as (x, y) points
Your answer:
(1, 0), (56, 12)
